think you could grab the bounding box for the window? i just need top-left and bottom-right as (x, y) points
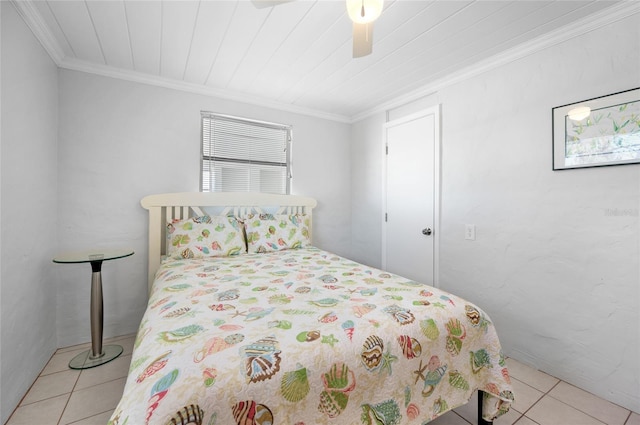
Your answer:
(201, 112), (292, 194)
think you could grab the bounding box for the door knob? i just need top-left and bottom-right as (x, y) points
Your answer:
(422, 228), (432, 236)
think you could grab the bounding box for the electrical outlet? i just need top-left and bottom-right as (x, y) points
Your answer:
(465, 224), (476, 241)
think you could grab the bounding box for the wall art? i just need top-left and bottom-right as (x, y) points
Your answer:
(552, 87), (640, 170)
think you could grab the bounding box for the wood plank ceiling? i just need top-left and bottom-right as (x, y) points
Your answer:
(18, 0), (627, 121)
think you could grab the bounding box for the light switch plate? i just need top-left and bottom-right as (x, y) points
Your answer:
(465, 224), (476, 240)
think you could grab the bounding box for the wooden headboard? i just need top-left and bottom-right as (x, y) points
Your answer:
(140, 192), (318, 292)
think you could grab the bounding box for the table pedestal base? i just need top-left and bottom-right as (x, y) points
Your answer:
(68, 344), (123, 370)
(69, 261), (123, 370)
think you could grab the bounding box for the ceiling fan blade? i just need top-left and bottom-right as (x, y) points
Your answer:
(251, 0), (294, 8)
(353, 22), (373, 58)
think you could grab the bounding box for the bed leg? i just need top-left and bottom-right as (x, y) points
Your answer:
(478, 390), (493, 425)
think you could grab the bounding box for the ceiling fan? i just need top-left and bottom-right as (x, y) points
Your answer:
(252, 0), (384, 58)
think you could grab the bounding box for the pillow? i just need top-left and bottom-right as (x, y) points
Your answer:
(244, 213), (310, 253)
(167, 216), (246, 259)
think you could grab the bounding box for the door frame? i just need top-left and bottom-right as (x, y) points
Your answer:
(381, 105), (441, 287)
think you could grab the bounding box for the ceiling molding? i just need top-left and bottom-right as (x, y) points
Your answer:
(10, 0), (64, 65)
(12, 0), (639, 125)
(350, 1), (640, 123)
(12, 0), (351, 124)
(59, 57), (352, 124)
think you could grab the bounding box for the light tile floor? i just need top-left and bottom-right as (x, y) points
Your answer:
(5, 334), (640, 425)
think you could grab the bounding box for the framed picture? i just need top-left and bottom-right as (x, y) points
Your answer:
(552, 87), (640, 170)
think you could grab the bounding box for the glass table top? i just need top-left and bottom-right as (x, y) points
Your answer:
(53, 248), (134, 264)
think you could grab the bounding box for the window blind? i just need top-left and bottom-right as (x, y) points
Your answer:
(201, 112), (292, 194)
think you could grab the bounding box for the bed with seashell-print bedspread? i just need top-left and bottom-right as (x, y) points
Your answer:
(109, 192), (513, 425)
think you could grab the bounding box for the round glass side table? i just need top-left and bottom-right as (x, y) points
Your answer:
(53, 248), (134, 369)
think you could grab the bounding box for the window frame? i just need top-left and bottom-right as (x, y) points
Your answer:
(200, 112), (292, 194)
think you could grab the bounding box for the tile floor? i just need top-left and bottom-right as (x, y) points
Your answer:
(5, 334), (640, 425)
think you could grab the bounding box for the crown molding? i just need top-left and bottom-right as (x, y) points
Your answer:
(12, 0), (639, 125)
(11, 0), (351, 123)
(350, 1), (640, 123)
(10, 0), (64, 65)
(58, 57), (352, 123)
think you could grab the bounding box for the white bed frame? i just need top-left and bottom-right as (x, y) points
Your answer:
(140, 192), (318, 292)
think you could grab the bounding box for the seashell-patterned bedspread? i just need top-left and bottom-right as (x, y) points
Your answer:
(109, 247), (513, 425)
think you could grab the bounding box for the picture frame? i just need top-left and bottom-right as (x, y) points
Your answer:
(552, 87), (640, 170)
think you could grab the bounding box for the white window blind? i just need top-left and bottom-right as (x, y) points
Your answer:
(201, 112), (292, 194)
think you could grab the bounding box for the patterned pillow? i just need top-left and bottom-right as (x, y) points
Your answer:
(244, 213), (310, 253)
(167, 216), (246, 259)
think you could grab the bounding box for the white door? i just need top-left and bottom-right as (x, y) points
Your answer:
(383, 107), (439, 286)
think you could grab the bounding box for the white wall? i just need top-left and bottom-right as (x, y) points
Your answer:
(351, 14), (640, 412)
(0, 2), (59, 423)
(350, 112), (385, 268)
(56, 70), (352, 347)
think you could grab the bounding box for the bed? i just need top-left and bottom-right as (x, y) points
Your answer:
(109, 192), (514, 425)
